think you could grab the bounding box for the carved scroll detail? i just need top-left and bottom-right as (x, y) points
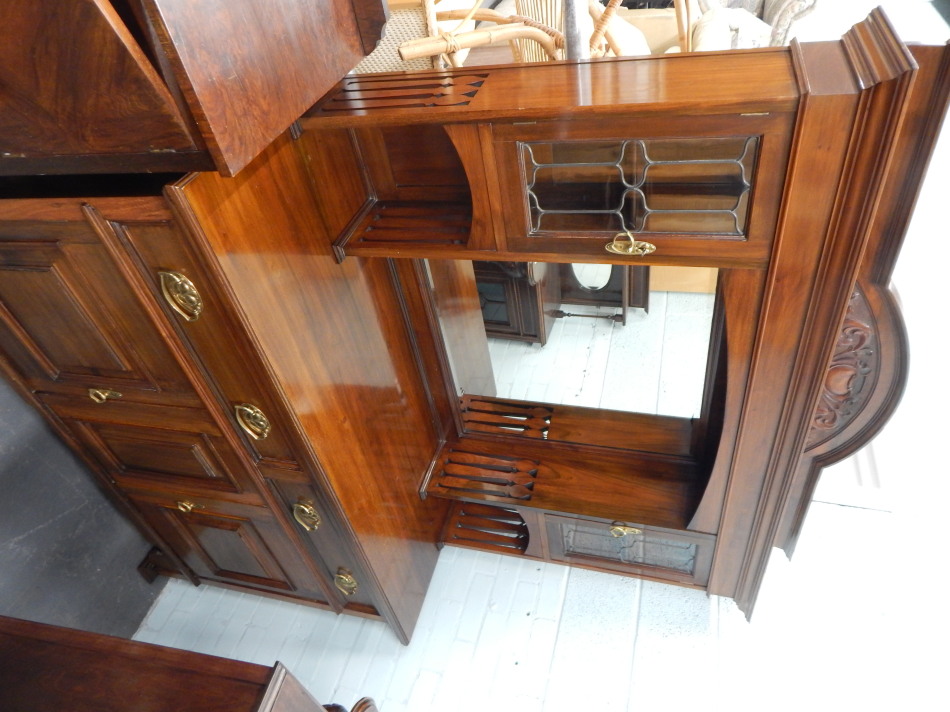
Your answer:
(807, 288), (878, 448)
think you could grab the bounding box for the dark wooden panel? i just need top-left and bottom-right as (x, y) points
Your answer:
(126, 488), (331, 603)
(0, 206), (199, 407)
(0, 1), (198, 168)
(42, 396), (260, 498)
(427, 436), (700, 531)
(459, 395), (696, 456)
(144, 0), (376, 175)
(120, 219), (303, 472)
(0, 617), (273, 712)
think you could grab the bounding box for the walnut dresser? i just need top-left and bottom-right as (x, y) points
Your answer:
(1, 3), (948, 642)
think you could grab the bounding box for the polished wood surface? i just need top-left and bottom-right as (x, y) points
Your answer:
(0, 615), (337, 712)
(143, 0), (380, 175)
(427, 435), (700, 530)
(169, 132), (448, 641)
(304, 50), (800, 127)
(0, 0), (201, 174)
(0, 0), (384, 176)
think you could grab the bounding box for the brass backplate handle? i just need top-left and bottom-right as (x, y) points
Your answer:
(292, 499), (322, 531)
(334, 568), (359, 597)
(159, 270), (203, 322)
(605, 231), (656, 257)
(234, 403), (271, 440)
(177, 500), (202, 513)
(609, 523), (643, 538)
(88, 388), (122, 404)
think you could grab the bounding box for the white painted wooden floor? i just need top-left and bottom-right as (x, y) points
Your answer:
(135, 3), (950, 710)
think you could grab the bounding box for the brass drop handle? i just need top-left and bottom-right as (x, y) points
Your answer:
(88, 388), (122, 404)
(609, 523), (643, 538)
(292, 500), (322, 531)
(159, 270), (203, 322)
(334, 568), (359, 597)
(177, 500), (202, 513)
(605, 231), (656, 257)
(234, 403), (271, 440)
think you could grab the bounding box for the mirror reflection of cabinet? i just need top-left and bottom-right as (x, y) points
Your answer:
(300, 15), (944, 617)
(473, 261), (558, 344)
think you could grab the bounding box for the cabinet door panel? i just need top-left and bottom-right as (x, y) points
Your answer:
(0, 0), (198, 167)
(127, 490), (333, 604)
(0, 221), (199, 406)
(545, 515), (714, 587)
(42, 395), (259, 498)
(493, 114), (793, 267)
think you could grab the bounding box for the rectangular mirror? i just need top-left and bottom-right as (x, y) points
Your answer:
(427, 260), (721, 446)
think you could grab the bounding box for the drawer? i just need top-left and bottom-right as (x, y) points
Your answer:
(39, 393), (261, 500)
(118, 219), (303, 472)
(545, 514), (714, 587)
(268, 478), (380, 615)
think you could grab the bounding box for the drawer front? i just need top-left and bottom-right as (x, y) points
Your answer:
(118, 220), (303, 472)
(40, 393), (261, 499)
(268, 478), (380, 614)
(123, 488), (333, 605)
(545, 514), (714, 587)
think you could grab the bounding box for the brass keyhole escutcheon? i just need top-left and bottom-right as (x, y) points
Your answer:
(234, 403), (271, 440)
(88, 388), (122, 404)
(334, 568), (358, 597)
(605, 231), (656, 257)
(159, 270), (203, 322)
(609, 523), (643, 538)
(292, 500), (322, 531)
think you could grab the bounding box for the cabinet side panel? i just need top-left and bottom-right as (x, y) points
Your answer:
(0, 1), (197, 163)
(144, 0), (372, 175)
(173, 134), (447, 640)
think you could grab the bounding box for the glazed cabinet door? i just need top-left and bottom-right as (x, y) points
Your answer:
(545, 515), (714, 587)
(0, 200), (200, 407)
(491, 113), (794, 267)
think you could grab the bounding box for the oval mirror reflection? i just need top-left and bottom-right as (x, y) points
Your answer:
(571, 263), (612, 290)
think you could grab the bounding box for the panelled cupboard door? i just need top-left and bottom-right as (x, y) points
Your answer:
(40, 394), (261, 499)
(0, 206), (200, 408)
(125, 488), (335, 605)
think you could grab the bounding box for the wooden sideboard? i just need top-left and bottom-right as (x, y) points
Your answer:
(0, 4), (947, 639)
(0, 615), (376, 712)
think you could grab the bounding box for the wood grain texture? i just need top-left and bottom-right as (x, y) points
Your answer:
(774, 42), (950, 557)
(304, 50), (799, 128)
(711, 11), (919, 613)
(0, 617), (336, 712)
(174, 132), (448, 641)
(144, 0), (375, 175)
(428, 435), (700, 531)
(0, 0), (198, 166)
